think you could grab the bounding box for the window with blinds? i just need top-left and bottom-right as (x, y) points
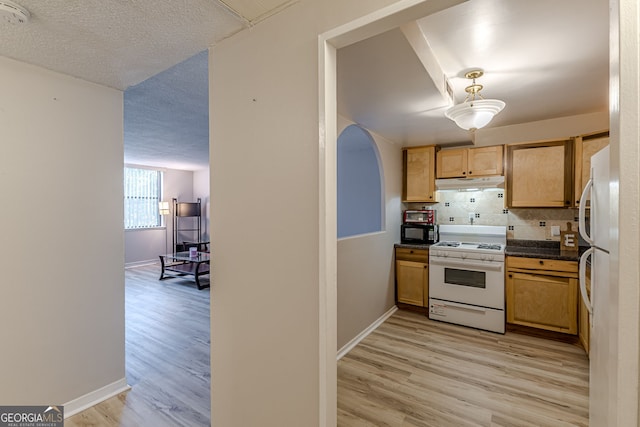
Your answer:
(124, 167), (162, 229)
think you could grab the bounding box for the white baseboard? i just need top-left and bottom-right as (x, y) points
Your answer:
(64, 378), (130, 418)
(125, 259), (158, 269)
(337, 305), (398, 360)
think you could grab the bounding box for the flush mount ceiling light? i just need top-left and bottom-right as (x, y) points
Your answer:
(445, 70), (505, 131)
(0, 0), (30, 24)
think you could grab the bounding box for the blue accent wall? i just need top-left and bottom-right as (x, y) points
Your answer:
(337, 125), (383, 238)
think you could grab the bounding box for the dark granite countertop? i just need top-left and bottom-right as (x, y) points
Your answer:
(505, 239), (587, 261)
(394, 243), (433, 250)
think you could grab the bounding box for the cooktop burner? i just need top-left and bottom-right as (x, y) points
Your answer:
(437, 241), (460, 247)
(434, 241), (504, 249)
(477, 243), (503, 251)
(431, 225), (507, 258)
(432, 241), (506, 254)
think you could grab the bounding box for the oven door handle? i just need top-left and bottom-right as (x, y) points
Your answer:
(441, 301), (488, 313)
(430, 258), (503, 271)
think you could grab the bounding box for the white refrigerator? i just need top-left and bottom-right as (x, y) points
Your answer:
(578, 145), (616, 425)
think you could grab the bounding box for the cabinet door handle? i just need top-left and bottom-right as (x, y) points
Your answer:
(410, 250), (414, 254)
(462, 171), (466, 175)
(539, 260), (544, 265)
(469, 171), (473, 175)
(508, 274), (513, 278)
(424, 266), (427, 269)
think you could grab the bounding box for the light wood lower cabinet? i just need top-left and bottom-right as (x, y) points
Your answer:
(506, 257), (578, 335)
(395, 248), (428, 307)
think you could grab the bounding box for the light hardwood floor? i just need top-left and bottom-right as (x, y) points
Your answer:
(66, 269), (588, 427)
(66, 264), (210, 427)
(338, 310), (589, 427)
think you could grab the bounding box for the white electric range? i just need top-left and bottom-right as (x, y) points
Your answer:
(428, 225), (507, 334)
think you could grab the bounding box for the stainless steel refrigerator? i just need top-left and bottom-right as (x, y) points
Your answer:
(578, 145), (615, 425)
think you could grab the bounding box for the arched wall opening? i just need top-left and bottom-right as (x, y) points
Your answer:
(337, 124), (384, 238)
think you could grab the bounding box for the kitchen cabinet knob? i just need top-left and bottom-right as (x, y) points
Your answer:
(424, 266), (427, 269)
(462, 171), (466, 175)
(539, 260), (544, 265)
(508, 274), (512, 278)
(410, 250), (414, 254)
(469, 171), (473, 175)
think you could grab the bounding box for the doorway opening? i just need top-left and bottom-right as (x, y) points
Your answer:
(122, 49), (211, 425)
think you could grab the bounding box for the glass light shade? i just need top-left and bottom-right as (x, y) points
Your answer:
(158, 201), (170, 215)
(445, 99), (506, 130)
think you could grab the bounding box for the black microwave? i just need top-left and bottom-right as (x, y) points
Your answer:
(401, 223), (438, 244)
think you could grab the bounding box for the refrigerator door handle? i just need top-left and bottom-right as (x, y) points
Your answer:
(578, 178), (593, 245)
(579, 247), (594, 316)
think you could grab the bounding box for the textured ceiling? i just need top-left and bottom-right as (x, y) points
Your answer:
(124, 50), (210, 170)
(0, 0), (247, 90)
(219, 0), (298, 24)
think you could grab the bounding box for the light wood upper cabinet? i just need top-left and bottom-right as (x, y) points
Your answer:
(395, 248), (429, 307)
(403, 146), (437, 202)
(506, 139), (573, 208)
(436, 148), (467, 178)
(574, 131), (610, 207)
(436, 145), (503, 178)
(506, 257), (578, 335)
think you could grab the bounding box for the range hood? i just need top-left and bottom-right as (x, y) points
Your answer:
(435, 175), (505, 191)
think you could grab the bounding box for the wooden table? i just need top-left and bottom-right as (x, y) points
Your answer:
(159, 251), (210, 290)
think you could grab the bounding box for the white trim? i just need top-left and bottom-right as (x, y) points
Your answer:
(318, 35), (338, 427)
(125, 259), (158, 269)
(63, 378), (130, 418)
(124, 163), (167, 172)
(611, 0), (640, 423)
(337, 230), (386, 242)
(337, 306), (398, 360)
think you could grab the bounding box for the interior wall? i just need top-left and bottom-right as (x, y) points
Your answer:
(337, 116), (402, 350)
(124, 168), (194, 265)
(209, 1), (417, 425)
(0, 56), (126, 405)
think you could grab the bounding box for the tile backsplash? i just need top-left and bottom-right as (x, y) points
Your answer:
(405, 190), (578, 241)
